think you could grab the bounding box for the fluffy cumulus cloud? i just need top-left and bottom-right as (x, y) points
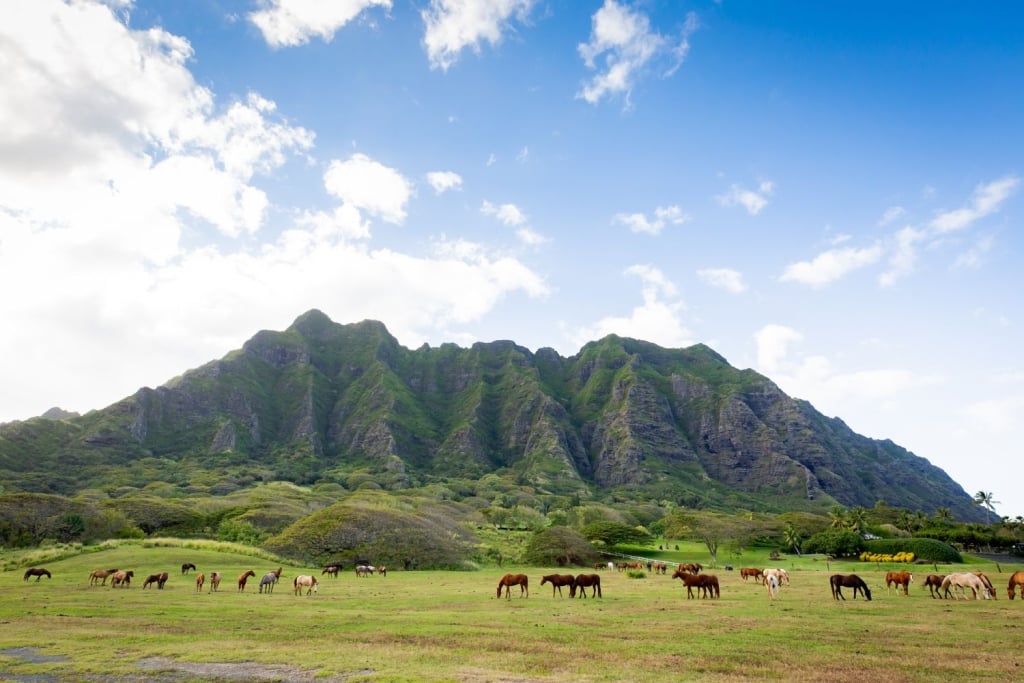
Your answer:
(613, 205), (690, 235)
(422, 0), (537, 71)
(930, 176), (1019, 234)
(249, 0), (392, 48)
(481, 200), (527, 226)
(426, 170), (463, 194)
(716, 180), (774, 216)
(697, 267), (746, 294)
(577, 1), (698, 106)
(779, 244), (883, 288)
(0, 1), (549, 422)
(571, 265), (693, 350)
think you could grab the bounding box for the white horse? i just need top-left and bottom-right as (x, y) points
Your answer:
(765, 573), (780, 601)
(941, 572), (990, 600)
(762, 567), (789, 586)
(355, 565), (375, 577)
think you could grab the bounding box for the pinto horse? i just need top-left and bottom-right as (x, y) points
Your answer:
(540, 574), (575, 597)
(23, 567), (51, 581)
(830, 574), (871, 601)
(923, 574), (946, 598)
(142, 572), (169, 589)
(294, 575), (319, 595)
(571, 574), (602, 598)
(1007, 571), (1024, 600)
(237, 570), (256, 592)
(765, 573), (780, 601)
(497, 573), (529, 599)
(740, 567), (763, 582)
(89, 568), (119, 586)
(886, 570), (913, 596)
(181, 563), (196, 575)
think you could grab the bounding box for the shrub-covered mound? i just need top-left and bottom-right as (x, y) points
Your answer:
(864, 537), (962, 563)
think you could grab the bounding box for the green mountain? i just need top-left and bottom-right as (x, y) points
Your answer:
(0, 310), (983, 520)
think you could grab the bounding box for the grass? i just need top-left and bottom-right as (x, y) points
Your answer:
(0, 544), (1021, 682)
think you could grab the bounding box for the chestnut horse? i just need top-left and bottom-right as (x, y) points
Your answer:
(923, 574), (946, 598)
(886, 571), (913, 596)
(195, 573), (205, 592)
(23, 567), (51, 581)
(740, 567), (763, 582)
(89, 568), (119, 586)
(571, 574), (602, 598)
(209, 572), (222, 592)
(672, 569), (718, 599)
(142, 572), (169, 589)
(830, 574), (871, 601)
(237, 569), (256, 592)
(540, 574), (575, 597)
(110, 570), (134, 589)
(975, 572), (996, 600)
(497, 573), (529, 599)
(1007, 571), (1024, 600)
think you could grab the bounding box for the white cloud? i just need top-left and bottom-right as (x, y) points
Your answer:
(878, 205), (906, 226)
(952, 235), (995, 270)
(323, 153), (413, 225)
(481, 200), (527, 226)
(577, 1), (698, 106)
(516, 227), (548, 246)
(930, 175), (1019, 233)
(571, 265), (693, 349)
(421, 0), (537, 71)
(780, 244), (883, 288)
(879, 226), (924, 287)
(754, 324), (803, 374)
(716, 180), (774, 215)
(426, 170), (463, 194)
(613, 205), (690, 235)
(697, 267), (746, 294)
(966, 395), (1024, 434)
(249, 0), (392, 48)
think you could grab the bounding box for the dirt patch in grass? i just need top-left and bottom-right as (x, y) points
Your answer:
(135, 657), (375, 682)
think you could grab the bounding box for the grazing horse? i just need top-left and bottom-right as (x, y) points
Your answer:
(23, 567), (51, 581)
(110, 570), (134, 589)
(541, 574), (576, 597)
(830, 574), (871, 601)
(142, 572), (169, 589)
(740, 567), (763, 582)
(975, 572), (996, 600)
(765, 573), (780, 601)
(181, 563), (196, 575)
(322, 564), (341, 578)
(1007, 571), (1024, 600)
(886, 570), (913, 596)
(89, 568), (119, 586)
(763, 568), (790, 587)
(496, 573), (529, 599)
(259, 567), (283, 594)
(571, 574), (603, 599)
(377, 565), (387, 576)
(294, 575), (319, 596)
(209, 572), (222, 593)
(237, 570), (256, 592)
(923, 574), (946, 599)
(672, 570), (718, 599)
(195, 573), (205, 592)
(355, 565), (376, 578)
(942, 572), (989, 600)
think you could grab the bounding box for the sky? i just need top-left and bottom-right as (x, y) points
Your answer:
(1, 1), (1021, 519)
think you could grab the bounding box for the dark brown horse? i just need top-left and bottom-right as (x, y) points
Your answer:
(830, 574), (871, 601)
(923, 574), (946, 598)
(886, 570), (913, 596)
(571, 574), (602, 598)
(322, 564), (341, 578)
(1008, 571), (1024, 600)
(237, 569), (256, 592)
(540, 573), (575, 597)
(181, 563), (196, 575)
(673, 570), (718, 599)
(142, 572), (169, 589)
(497, 573), (529, 599)
(23, 567), (51, 581)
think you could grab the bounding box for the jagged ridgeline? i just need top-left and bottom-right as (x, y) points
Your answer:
(0, 309), (981, 519)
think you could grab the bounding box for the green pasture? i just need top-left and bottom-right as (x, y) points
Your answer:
(0, 542), (1021, 682)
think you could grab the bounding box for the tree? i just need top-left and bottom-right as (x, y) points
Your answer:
(523, 527), (600, 567)
(782, 523), (802, 555)
(846, 507), (868, 534)
(933, 507), (953, 523)
(663, 510), (769, 566)
(582, 521), (652, 547)
(974, 491), (999, 524)
(828, 505), (846, 529)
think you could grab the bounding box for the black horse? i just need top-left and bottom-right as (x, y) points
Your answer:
(23, 567), (51, 581)
(830, 573), (872, 601)
(181, 562), (197, 575)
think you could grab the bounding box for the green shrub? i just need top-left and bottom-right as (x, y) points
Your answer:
(802, 528), (864, 557)
(863, 537), (962, 563)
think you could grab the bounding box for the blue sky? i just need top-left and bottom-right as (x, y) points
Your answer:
(1, 1), (1021, 519)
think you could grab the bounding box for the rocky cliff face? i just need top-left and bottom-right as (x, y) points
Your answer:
(0, 310), (983, 519)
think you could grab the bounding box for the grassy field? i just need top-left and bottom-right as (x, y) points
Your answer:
(0, 543), (1021, 682)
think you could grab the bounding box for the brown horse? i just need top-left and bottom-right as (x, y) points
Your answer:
(142, 572), (169, 589)
(886, 570), (913, 595)
(209, 572), (222, 592)
(923, 574), (946, 598)
(571, 574), (602, 598)
(110, 570), (134, 589)
(975, 572), (996, 600)
(181, 562), (196, 575)
(1007, 571), (1024, 600)
(740, 567), (763, 582)
(673, 570), (717, 599)
(322, 564), (341, 578)
(195, 573), (205, 592)
(497, 573), (529, 599)
(237, 569), (256, 592)
(830, 574), (871, 601)
(23, 567), (51, 581)
(89, 568), (119, 586)
(540, 574), (576, 597)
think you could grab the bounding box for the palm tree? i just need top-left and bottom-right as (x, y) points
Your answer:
(974, 491), (999, 524)
(782, 523), (802, 555)
(933, 507), (953, 524)
(829, 505), (846, 529)
(846, 507), (868, 534)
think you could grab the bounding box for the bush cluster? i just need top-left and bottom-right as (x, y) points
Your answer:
(863, 538), (962, 563)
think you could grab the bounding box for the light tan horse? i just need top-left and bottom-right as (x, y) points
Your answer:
(294, 575), (318, 595)
(941, 572), (988, 600)
(110, 570), (133, 589)
(1007, 571), (1024, 599)
(208, 572), (222, 593)
(89, 568), (119, 586)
